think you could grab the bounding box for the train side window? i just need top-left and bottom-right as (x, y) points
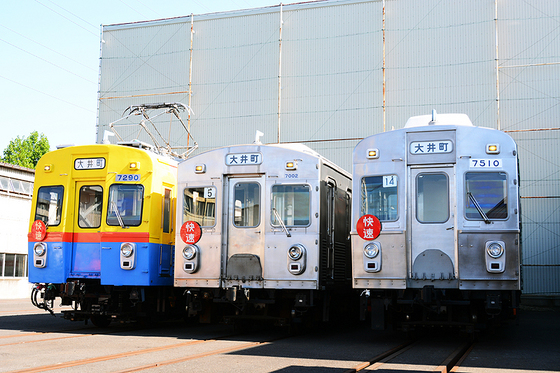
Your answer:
(183, 187), (216, 227)
(416, 173), (449, 223)
(360, 175), (398, 221)
(107, 184), (144, 227)
(34, 186), (64, 226)
(163, 189), (171, 233)
(78, 185), (103, 228)
(271, 184), (310, 227)
(233, 182), (260, 227)
(465, 172), (507, 220)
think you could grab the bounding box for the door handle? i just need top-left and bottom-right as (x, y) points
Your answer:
(446, 226), (454, 230)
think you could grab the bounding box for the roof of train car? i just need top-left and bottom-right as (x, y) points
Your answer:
(181, 142), (351, 178)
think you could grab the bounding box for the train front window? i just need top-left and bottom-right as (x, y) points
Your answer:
(78, 186), (103, 228)
(107, 184), (144, 227)
(416, 173), (449, 223)
(233, 182), (260, 227)
(271, 184), (310, 227)
(183, 187), (216, 227)
(360, 175), (398, 221)
(34, 186), (63, 226)
(465, 172), (507, 220)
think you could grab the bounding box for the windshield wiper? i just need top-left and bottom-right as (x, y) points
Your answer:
(111, 201), (126, 228)
(272, 208), (291, 237)
(467, 192), (491, 224)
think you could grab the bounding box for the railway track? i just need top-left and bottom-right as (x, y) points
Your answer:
(345, 336), (475, 373)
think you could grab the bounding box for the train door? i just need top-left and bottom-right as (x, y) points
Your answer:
(159, 187), (173, 276)
(409, 167), (456, 283)
(225, 175), (265, 283)
(72, 181), (103, 275)
(325, 180), (336, 278)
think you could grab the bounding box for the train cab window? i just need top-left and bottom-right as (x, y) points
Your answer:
(416, 173), (449, 223)
(465, 172), (507, 220)
(34, 186), (63, 226)
(107, 184), (144, 227)
(233, 182), (260, 227)
(360, 175), (398, 221)
(271, 184), (310, 227)
(183, 187), (216, 227)
(78, 186), (103, 228)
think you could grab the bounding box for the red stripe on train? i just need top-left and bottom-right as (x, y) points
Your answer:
(28, 231), (150, 243)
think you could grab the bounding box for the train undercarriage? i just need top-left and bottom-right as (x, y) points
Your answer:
(361, 288), (520, 332)
(31, 280), (186, 327)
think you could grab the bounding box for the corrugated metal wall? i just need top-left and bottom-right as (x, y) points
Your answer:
(97, 0), (560, 295)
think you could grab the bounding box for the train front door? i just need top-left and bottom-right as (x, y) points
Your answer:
(225, 175), (265, 284)
(409, 167), (457, 284)
(72, 181), (103, 276)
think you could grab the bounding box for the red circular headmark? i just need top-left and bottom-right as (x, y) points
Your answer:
(356, 214), (382, 240)
(31, 220), (47, 241)
(180, 221), (202, 244)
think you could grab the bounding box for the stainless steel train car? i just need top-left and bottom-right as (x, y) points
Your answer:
(174, 142), (353, 325)
(352, 112), (521, 330)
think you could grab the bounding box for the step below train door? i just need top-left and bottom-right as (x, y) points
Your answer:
(72, 181), (103, 278)
(225, 175), (265, 288)
(409, 167), (457, 287)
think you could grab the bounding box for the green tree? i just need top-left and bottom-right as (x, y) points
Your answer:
(2, 131), (50, 169)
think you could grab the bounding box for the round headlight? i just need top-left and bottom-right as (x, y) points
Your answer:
(364, 242), (380, 259)
(487, 242), (504, 258)
(34, 243), (46, 256)
(183, 245), (197, 260)
(121, 243), (134, 257)
(288, 244), (304, 261)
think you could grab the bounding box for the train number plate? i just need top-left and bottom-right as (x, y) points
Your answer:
(116, 174), (141, 181)
(469, 159), (502, 168)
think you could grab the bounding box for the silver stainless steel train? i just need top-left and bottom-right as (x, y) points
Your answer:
(352, 112), (521, 330)
(174, 141), (353, 326)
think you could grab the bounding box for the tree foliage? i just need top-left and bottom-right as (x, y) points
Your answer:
(2, 131), (50, 169)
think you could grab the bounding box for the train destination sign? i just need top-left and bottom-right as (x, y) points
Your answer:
(225, 152), (262, 166)
(74, 157), (106, 170)
(410, 140), (453, 154)
(357, 214), (381, 240)
(180, 221), (202, 244)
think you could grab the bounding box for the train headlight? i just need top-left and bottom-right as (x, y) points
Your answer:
(183, 245), (198, 260)
(486, 144), (500, 154)
(367, 148), (379, 159)
(487, 242), (504, 258)
(288, 244), (305, 261)
(364, 242), (380, 259)
(121, 243), (134, 257)
(34, 242), (47, 256)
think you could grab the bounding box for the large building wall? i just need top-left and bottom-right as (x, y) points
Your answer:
(97, 0), (560, 296)
(0, 163), (34, 299)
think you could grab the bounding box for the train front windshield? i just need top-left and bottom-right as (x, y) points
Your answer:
(107, 185), (144, 226)
(271, 184), (311, 227)
(360, 175), (398, 221)
(465, 172), (508, 220)
(34, 186), (64, 226)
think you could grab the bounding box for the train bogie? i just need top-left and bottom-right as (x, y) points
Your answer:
(175, 143), (352, 325)
(352, 112), (521, 329)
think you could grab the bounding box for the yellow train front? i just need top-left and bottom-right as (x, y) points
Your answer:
(28, 142), (181, 326)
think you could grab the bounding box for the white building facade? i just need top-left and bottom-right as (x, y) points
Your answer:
(0, 162), (34, 299)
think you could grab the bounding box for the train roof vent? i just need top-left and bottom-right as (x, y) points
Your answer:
(405, 112), (473, 128)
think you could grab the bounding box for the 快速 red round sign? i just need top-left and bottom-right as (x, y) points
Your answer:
(180, 221), (202, 244)
(356, 214), (381, 240)
(31, 220), (47, 241)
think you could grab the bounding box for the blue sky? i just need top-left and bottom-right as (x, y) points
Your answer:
(0, 0), (283, 152)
